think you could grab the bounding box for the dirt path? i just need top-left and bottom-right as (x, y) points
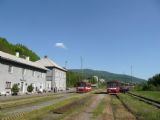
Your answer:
(63, 93), (105, 120)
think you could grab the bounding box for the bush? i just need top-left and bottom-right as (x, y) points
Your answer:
(133, 83), (160, 91)
(148, 74), (160, 86)
(11, 84), (19, 95)
(27, 84), (34, 93)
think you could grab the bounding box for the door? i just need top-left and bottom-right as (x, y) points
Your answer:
(20, 82), (25, 93)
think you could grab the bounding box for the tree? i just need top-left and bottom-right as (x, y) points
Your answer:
(11, 84), (19, 95)
(88, 76), (97, 84)
(148, 74), (160, 86)
(0, 37), (40, 61)
(27, 84), (34, 93)
(66, 71), (82, 87)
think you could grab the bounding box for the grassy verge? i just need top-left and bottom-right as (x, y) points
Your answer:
(8, 94), (93, 120)
(118, 93), (160, 120)
(52, 94), (94, 120)
(110, 95), (135, 120)
(0, 95), (62, 109)
(130, 91), (160, 102)
(0, 93), (58, 102)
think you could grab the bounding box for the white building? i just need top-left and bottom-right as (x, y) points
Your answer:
(36, 56), (67, 92)
(0, 51), (48, 95)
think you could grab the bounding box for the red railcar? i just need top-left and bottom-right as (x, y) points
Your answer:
(76, 82), (92, 93)
(107, 81), (120, 94)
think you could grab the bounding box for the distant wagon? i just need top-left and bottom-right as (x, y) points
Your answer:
(76, 82), (92, 93)
(119, 82), (130, 93)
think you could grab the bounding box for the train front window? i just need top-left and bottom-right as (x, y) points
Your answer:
(77, 82), (86, 87)
(107, 83), (118, 88)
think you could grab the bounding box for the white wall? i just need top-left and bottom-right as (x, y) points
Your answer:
(0, 61), (47, 95)
(53, 68), (66, 91)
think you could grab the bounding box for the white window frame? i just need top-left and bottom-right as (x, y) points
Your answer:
(22, 68), (26, 75)
(8, 65), (13, 73)
(42, 73), (45, 78)
(32, 71), (36, 77)
(5, 82), (12, 89)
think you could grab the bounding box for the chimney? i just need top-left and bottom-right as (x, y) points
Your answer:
(44, 55), (48, 58)
(25, 56), (30, 61)
(16, 52), (19, 57)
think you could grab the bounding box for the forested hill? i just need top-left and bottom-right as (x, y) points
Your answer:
(0, 37), (40, 61)
(70, 69), (146, 83)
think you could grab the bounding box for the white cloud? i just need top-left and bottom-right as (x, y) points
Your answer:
(55, 42), (67, 49)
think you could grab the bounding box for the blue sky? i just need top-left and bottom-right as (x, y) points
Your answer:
(0, 0), (160, 79)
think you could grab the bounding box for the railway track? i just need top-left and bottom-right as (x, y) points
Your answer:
(127, 92), (160, 109)
(115, 94), (138, 120)
(109, 94), (137, 120)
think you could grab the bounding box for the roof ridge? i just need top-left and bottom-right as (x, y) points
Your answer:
(0, 51), (48, 71)
(36, 57), (67, 71)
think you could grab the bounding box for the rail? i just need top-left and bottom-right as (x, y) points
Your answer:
(127, 92), (160, 109)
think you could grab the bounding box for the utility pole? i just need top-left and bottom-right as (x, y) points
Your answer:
(81, 56), (83, 81)
(131, 65), (133, 85)
(123, 72), (126, 84)
(65, 61), (68, 69)
(65, 61), (69, 87)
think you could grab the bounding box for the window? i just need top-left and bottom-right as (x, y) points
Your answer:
(8, 66), (13, 73)
(47, 76), (52, 81)
(32, 71), (36, 77)
(6, 82), (11, 89)
(41, 73), (45, 78)
(48, 83), (50, 89)
(22, 68), (26, 75)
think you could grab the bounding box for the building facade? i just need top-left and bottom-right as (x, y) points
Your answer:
(0, 51), (48, 95)
(36, 56), (67, 91)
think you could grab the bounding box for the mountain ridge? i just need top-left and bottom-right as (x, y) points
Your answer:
(69, 69), (146, 83)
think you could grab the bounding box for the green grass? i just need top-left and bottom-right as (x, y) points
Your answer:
(130, 91), (160, 102)
(6, 97), (79, 120)
(0, 95), (62, 109)
(54, 94), (94, 120)
(118, 93), (160, 120)
(13, 93), (93, 120)
(92, 97), (106, 117)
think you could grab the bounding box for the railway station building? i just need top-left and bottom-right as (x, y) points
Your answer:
(0, 51), (48, 95)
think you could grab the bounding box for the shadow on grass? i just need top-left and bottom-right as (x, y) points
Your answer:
(94, 92), (107, 94)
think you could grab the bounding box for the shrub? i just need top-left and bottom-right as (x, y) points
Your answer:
(11, 84), (19, 95)
(148, 74), (160, 86)
(27, 84), (34, 93)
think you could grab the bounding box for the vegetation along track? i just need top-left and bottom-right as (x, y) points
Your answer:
(127, 92), (160, 109)
(0, 89), (102, 120)
(0, 92), (77, 119)
(115, 94), (138, 120)
(110, 94), (136, 120)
